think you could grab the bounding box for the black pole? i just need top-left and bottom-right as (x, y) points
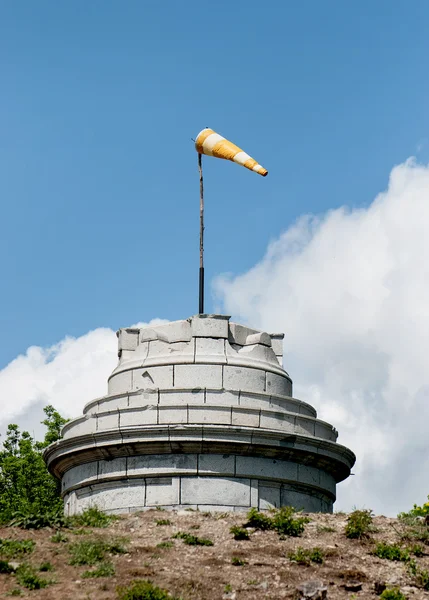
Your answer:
(198, 153), (204, 314)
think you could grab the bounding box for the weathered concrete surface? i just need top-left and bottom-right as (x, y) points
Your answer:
(44, 314), (355, 515)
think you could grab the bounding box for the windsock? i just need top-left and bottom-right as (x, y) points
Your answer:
(195, 128), (268, 177)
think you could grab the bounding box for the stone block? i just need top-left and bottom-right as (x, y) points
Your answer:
(97, 411), (119, 432)
(128, 390), (158, 408)
(159, 389), (205, 405)
(145, 477), (179, 506)
(148, 320), (192, 343)
(315, 421), (336, 441)
(223, 365), (266, 393)
(62, 462), (98, 492)
(319, 471), (336, 495)
(191, 315), (229, 338)
(188, 406), (231, 425)
(294, 417), (316, 437)
(97, 395), (129, 413)
(231, 407), (260, 427)
(108, 370), (132, 395)
(146, 339), (195, 365)
(205, 389), (239, 406)
(259, 483), (281, 509)
(235, 456), (298, 482)
(127, 454), (197, 477)
(98, 458), (127, 481)
(280, 488), (313, 511)
(232, 344), (279, 367)
(180, 476), (251, 506)
(158, 406), (188, 424)
(228, 323), (251, 346)
(269, 334), (284, 357)
(245, 332), (272, 347)
(197, 454), (235, 476)
(119, 406), (158, 428)
(266, 372), (292, 396)
(132, 365), (173, 391)
(238, 391), (269, 410)
(260, 411), (295, 433)
(118, 329), (139, 352)
(174, 364), (223, 389)
(297, 465), (320, 487)
(195, 337), (226, 363)
(62, 416), (94, 439)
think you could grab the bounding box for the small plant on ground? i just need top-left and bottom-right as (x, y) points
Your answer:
(271, 506), (310, 537)
(51, 531), (68, 543)
(289, 547), (324, 565)
(231, 556), (247, 566)
(82, 561), (115, 578)
(244, 508), (272, 530)
(7, 589), (23, 596)
(230, 526), (250, 540)
(380, 589), (407, 600)
(408, 559), (429, 590)
(318, 525), (336, 533)
(0, 539), (35, 558)
(155, 519), (171, 526)
(157, 541), (173, 549)
(373, 542), (409, 561)
(15, 564), (53, 590)
(39, 561), (53, 572)
(409, 543), (424, 556)
(224, 584), (232, 593)
(172, 531), (213, 546)
(71, 506), (117, 528)
(117, 579), (181, 600)
(69, 537), (128, 566)
(0, 559), (15, 574)
(345, 509), (374, 539)
(398, 495), (429, 519)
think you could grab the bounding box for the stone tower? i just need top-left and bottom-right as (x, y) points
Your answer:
(44, 314), (355, 514)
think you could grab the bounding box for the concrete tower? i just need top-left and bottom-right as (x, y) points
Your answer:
(44, 314), (355, 514)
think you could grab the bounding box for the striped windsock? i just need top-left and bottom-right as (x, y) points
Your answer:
(195, 128), (268, 177)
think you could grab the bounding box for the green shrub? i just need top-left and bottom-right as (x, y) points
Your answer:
(39, 561), (53, 572)
(407, 559), (429, 589)
(231, 557), (247, 566)
(71, 506), (117, 528)
(0, 559), (15, 574)
(398, 495), (429, 519)
(373, 542), (409, 561)
(172, 532), (213, 546)
(117, 579), (180, 600)
(409, 543), (424, 557)
(244, 508), (272, 530)
(380, 589), (406, 600)
(230, 526), (250, 540)
(0, 538), (35, 558)
(155, 519), (171, 526)
(51, 531), (68, 543)
(15, 564), (53, 590)
(345, 509), (374, 539)
(82, 561), (115, 578)
(398, 513), (429, 545)
(69, 537), (128, 566)
(272, 506), (310, 537)
(6, 589), (22, 596)
(157, 542), (173, 549)
(288, 547), (324, 565)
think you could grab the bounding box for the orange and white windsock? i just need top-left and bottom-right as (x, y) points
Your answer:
(195, 128), (268, 177)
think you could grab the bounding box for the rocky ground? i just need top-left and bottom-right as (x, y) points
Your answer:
(0, 509), (428, 600)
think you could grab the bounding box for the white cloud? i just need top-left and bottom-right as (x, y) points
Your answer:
(214, 157), (429, 516)
(0, 319), (167, 443)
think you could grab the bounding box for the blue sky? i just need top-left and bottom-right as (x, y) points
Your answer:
(1, 0), (429, 368)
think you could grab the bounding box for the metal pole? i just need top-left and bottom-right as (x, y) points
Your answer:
(198, 153), (204, 314)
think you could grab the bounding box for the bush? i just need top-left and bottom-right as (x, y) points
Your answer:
(230, 526), (250, 540)
(51, 531), (68, 543)
(243, 506), (310, 537)
(373, 542), (409, 561)
(172, 532), (213, 546)
(157, 541), (173, 549)
(9, 506), (68, 530)
(15, 564), (53, 590)
(345, 509), (374, 539)
(117, 579), (180, 600)
(82, 561), (115, 578)
(398, 495), (429, 519)
(71, 506), (117, 528)
(380, 589), (407, 600)
(155, 519), (171, 526)
(0, 539), (35, 558)
(288, 547), (324, 565)
(39, 562), (53, 572)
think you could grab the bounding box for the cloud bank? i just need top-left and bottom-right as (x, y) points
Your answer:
(214, 157), (429, 516)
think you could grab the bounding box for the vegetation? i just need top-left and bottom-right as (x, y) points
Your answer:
(81, 561), (115, 578)
(71, 506), (118, 528)
(157, 541), (173, 549)
(231, 556), (247, 566)
(0, 406), (68, 527)
(69, 537), (128, 565)
(230, 525), (250, 540)
(117, 579), (181, 600)
(373, 542), (409, 561)
(51, 531), (69, 543)
(0, 538), (35, 558)
(243, 506), (310, 537)
(288, 547), (324, 565)
(15, 564), (54, 590)
(155, 519), (172, 526)
(380, 589), (407, 600)
(172, 531), (213, 546)
(0, 559), (15, 574)
(344, 509), (374, 539)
